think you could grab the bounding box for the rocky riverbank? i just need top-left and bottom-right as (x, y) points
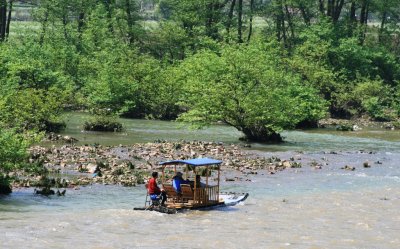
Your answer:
(318, 118), (399, 130)
(12, 141), (304, 192)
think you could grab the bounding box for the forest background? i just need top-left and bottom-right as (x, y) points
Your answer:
(1, 0), (400, 190)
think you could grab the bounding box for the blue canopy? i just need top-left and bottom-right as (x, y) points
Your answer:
(159, 158), (222, 167)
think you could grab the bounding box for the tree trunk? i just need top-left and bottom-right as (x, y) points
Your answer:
(359, 0), (369, 44)
(39, 9), (49, 45)
(298, 2), (311, 26)
(275, 0), (286, 44)
(348, 1), (356, 36)
(62, 14), (69, 41)
(0, 0), (6, 41)
(379, 11), (387, 42)
(247, 0), (254, 43)
(284, 4), (294, 41)
(349, 1), (356, 22)
(360, 0), (368, 25)
(241, 126), (283, 143)
(319, 0), (325, 14)
(333, 0), (344, 23)
(5, 0), (11, 39)
(237, 0), (243, 43)
(225, 0), (236, 41)
(78, 12), (85, 34)
(327, 0), (333, 18)
(125, 0), (134, 43)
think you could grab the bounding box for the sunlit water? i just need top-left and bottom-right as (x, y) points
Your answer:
(2, 113), (400, 248)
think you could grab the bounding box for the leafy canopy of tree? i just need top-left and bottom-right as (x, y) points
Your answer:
(0, 0), (399, 144)
(175, 41), (327, 142)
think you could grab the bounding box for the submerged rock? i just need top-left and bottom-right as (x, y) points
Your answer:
(342, 165), (356, 171)
(363, 162), (371, 168)
(34, 187), (55, 196)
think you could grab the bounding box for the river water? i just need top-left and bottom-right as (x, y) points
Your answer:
(2, 113), (400, 248)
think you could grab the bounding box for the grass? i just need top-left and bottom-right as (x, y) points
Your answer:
(9, 21), (41, 39)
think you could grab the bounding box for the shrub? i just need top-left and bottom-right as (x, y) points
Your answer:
(84, 115), (123, 132)
(0, 129), (40, 194)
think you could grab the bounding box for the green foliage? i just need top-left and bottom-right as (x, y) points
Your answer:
(175, 41), (327, 142)
(330, 38), (400, 83)
(84, 114), (123, 132)
(0, 128), (42, 194)
(1, 0), (400, 142)
(351, 79), (398, 121)
(0, 129), (33, 173)
(0, 88), (66, 132)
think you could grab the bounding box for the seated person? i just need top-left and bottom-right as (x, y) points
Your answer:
(172, 172), (190, 194)
(148, 172), (167, 206)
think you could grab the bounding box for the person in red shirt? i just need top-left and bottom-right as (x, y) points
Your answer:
(148, 172), (166, 206)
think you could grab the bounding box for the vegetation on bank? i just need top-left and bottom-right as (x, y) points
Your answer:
(0, 129), (42, 194)
(1, 1), (400, 192)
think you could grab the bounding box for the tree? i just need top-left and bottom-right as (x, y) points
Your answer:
(175, 41), (327, 142)
(0, 0), (12, 41)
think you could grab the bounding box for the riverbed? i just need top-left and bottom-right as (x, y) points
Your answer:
(2, 114), (400, 248)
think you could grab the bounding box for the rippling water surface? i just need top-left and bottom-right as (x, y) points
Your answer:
(2, 113), (400, 248)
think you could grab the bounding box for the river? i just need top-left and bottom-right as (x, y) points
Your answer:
(1, 113), (400, 248)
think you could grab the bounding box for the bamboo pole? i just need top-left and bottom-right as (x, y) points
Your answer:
(193, 167), (197, 204)
(217, 165), (220, 202)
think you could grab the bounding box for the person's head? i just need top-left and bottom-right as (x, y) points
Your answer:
(174, 171), (183, 179)
(152, 172), (158, 178)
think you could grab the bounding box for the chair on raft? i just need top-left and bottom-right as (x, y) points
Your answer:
(163, 184), (180, 204)
(180, 184), (194, 203)
(144, 183), (160, 209)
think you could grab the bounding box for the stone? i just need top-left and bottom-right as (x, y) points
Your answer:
(282, 160), (291, 168)
(342, 165), (355, 171)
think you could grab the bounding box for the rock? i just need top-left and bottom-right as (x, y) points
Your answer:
(282, 160), (291, 168)
(352, 125), (362, 131)
(290, 162), (302, 168)
(385, 124), (395, 130)
(63, 136), (78, 143)
(363, 162), (371, 168)
(56, 189), (66, 196)
(34, 187), (55, 196)
(86, 163), (99, 174)
(336, 124), (353, 131)
(341, 165), (355, 171)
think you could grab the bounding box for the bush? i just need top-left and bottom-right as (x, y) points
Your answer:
(0, 129), (40, 194)
(0, 88), (66, 132)
(84, 115), (123, 132)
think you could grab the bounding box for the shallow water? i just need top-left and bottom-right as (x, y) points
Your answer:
(2, 114), (400, 248)
(57, 112), (400, 152)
